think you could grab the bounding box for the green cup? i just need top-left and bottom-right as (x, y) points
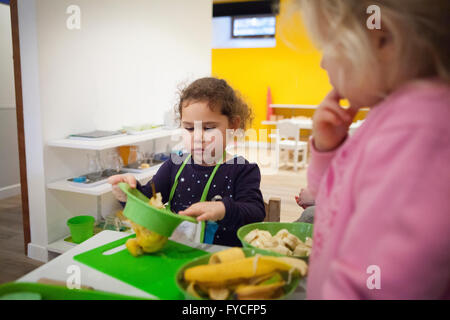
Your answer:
(67, 215), (95, 244)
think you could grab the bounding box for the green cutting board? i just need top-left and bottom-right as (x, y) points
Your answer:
(73, 234), (208, 300)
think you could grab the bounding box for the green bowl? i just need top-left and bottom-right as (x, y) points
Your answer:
(0, 282), (150, 300)
(175, 248), (301, 300)
(237, 222), (313, 259)
(118, 182), (197, 237)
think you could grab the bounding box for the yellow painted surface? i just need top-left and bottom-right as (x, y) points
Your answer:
(212, 0), (367, 139)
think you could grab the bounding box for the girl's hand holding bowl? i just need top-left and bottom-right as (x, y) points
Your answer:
(108, 174), (137, 202)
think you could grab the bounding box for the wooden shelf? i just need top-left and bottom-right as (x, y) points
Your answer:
(47, 128), (182, 151)
(47, 163), (162, 196)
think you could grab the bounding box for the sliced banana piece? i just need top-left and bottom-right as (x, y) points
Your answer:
(244, 229), (260, 243)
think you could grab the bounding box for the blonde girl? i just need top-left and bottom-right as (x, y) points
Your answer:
(296, 0), (450, 299)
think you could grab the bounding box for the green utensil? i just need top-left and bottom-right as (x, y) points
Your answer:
(74, 234), (208, 300)
(175, 248), (301, 300)
(237, 222), (313, 258)
(67, 215), (95, 244)
(0, 282), (149, 300)
(118, 182), (197, 237)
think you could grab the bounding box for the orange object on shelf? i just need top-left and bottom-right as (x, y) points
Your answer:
(118, 146), (131, 166)
(266, 87), (273, 121)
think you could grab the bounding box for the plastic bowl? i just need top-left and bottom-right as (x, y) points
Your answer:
(0, 282), (150, 300)
(67, 215), (95, 244)
(175, 248), (301, 300)
(237, 222), (313, 258)
(118, 182), (197, 237)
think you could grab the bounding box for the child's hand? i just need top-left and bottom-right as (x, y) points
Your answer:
(295, 188), (315, 209)
(107, 174), (137, 202)
(312, 89), (359, 152)
(179, 201), (226, 222)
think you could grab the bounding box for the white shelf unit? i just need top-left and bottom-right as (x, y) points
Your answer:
(47, 128), (182, 150)
(46, 128), (180, 254)
(47, 163), (163, 196)
(47, 230), (134, 254)
(47, 237), (76, 254)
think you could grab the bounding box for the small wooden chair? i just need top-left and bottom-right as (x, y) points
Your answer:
(263, 197), (281, 222)
(274, 119), (308, 171)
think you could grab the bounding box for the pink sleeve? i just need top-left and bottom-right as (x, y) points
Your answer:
(307, 137), (339, 197)
(321, 127), (450, 299)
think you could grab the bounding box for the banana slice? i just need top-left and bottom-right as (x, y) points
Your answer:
(282, 237), (297, 251)
(272, 245), (292, 256)
(275, 229), (290, 239)
(244, 230), (259, 243)
(304, 237), (313, 247)
(293, 245), (310, 257)
(258, 230), (272, 241)
(261, 239), (278, 248)
(251, 239), (263, 248)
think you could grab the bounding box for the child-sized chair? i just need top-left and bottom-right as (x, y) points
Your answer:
(274, 119), (308, 171)
(264, 197), (281, 222)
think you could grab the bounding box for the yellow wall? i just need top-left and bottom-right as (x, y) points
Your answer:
(212, 0), (366, 138)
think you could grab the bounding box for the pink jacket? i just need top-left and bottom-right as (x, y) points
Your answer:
(306, 80), (450, 299)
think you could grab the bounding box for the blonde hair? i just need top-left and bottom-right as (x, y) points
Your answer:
(297, 0), (450, 92)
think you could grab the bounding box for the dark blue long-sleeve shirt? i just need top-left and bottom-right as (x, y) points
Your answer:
(129, 154), (266, 246)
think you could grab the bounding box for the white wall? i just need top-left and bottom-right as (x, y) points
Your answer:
(18, 0), (212, 261)
(0, 3), (20, 199)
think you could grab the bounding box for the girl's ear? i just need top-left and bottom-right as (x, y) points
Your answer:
(370, 28), (395, 62)
(230, 116), (241, 130)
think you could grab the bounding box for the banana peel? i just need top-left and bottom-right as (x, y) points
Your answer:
(125, 238), (143, 257)
(185, 255), (307, 284)
(208, 287), (230, 300)
(235, 281), (285, 300)
(125, 188), (168, 257)
(209, 247), (245, 264)
(182, 248), (308, 300)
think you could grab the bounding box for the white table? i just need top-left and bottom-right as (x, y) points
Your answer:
(17, 231), (307, 300)
(263, 118), (364, 131)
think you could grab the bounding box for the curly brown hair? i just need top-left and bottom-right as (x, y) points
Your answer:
(176, 77), (254, 130)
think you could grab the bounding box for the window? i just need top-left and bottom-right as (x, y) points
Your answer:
(232, 15), (276, 38)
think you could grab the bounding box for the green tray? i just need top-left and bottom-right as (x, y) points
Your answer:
(0, 282), (149, 300)
(175, 248), (301, 300)
(74, 234), (208, 300)
(118, 182), (197, 237)
(237, 222), (313, 259)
